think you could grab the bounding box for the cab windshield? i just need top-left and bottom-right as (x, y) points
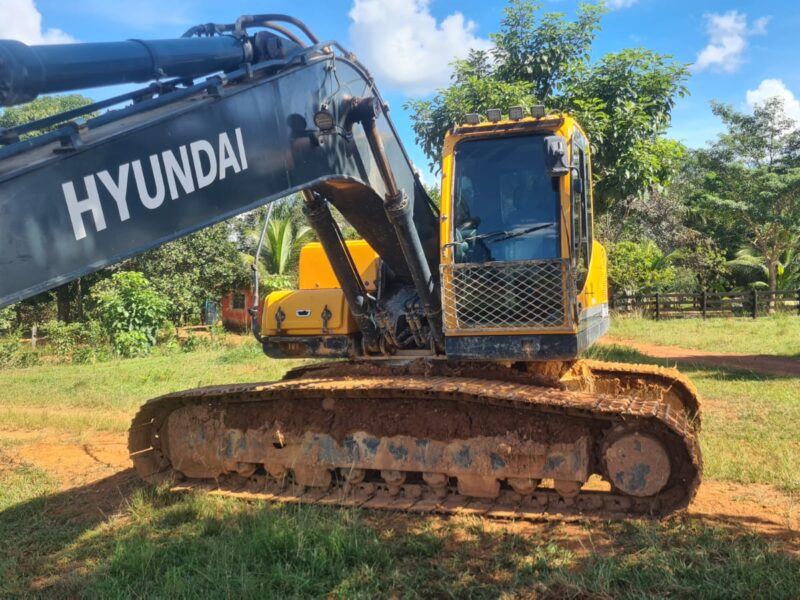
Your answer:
(452, 135), (560, 264)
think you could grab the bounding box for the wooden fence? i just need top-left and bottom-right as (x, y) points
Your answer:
(611, 289), (800, 320)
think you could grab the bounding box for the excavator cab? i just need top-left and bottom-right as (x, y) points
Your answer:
(438, 109), (609, 360)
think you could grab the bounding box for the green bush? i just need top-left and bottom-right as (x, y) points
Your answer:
(0, 306), (15, 333)
(113, 330), (152, 358)
(261, 272), (296, 293)
(43, 320), (82, 359)
(0, 331), (40, 369)
(209, 322), (230, 350)
(41, 319), (111, 363)
(0, 332), (22, 368)
(91, 272), (169, 357)
(608, 240), (676, 296)
(181, 330), (210, 353)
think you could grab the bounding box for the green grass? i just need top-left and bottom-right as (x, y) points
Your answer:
(0, 340), (305, 433)
(1, 333), (799, 597)
(588, 344), (800, 493)
(609, 314), (800, 356)
(2, 486), (798, 599)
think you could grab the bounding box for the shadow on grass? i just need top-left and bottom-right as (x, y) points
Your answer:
(2, 473), (799, 599)
(0, 468), (142, 597)
(586, 344), (798, 382)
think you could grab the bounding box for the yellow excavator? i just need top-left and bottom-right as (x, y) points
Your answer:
(0, 14), (700, 518)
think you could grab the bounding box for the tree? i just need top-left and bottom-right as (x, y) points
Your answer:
(563, 49), (688, 215)
(687, 97), (800, 302)
(126, 222), (250, 324)
(234, 196), (316, 277)
(667, 236), (729, 292)
(727, 245), (800, 292)
(0, 95), (94, 138)
(603, 186), (692, 249)
(607, 240), (675, 296)
(91, 272), (168, 357)
(423, 183), (442, 208)
(264, 218), (313, 275)
(1, 95), (97, 323)
(0, 307), (14, 332)
(405, 1), (689, 215)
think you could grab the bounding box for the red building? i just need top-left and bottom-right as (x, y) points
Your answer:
(219, 289), (254, 331)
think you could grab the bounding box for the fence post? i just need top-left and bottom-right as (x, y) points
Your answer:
(655, 293), (660, 321)
(701, 290), (707, 319)
(31, 324), (37, 350)
(751, 289), (758, 319)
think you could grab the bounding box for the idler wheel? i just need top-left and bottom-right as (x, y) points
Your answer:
(603, 431), (671, 497)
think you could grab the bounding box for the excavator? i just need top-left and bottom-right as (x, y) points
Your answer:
(0, 14), (701, 518)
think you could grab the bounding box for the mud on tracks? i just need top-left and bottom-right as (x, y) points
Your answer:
(2, 428), (797, 553)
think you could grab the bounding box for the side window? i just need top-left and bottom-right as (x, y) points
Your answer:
(232, 292), (245, 310)
(579, 145), (593, 264)
(571, 135), (593, 285)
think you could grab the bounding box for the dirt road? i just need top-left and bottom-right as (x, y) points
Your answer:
(601, 336), (800, 377)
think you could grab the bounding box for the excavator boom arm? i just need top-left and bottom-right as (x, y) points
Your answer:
(0, 31), (438, 311)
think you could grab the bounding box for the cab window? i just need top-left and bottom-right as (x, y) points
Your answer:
(452, 135), (560, 264)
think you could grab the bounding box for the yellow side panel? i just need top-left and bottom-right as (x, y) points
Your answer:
(298, 240), (379, 291)
(579, 240), (609, 310)
(261, 289), (357, 336)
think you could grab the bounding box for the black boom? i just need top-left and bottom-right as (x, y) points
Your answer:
(0, 20), (439, 319)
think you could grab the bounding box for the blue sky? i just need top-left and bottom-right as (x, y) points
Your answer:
(3, 0), (800, 183)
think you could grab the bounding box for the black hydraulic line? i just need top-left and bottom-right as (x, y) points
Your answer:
(249, 203), (275, 343)
(182, 19), (307, 48)
(235, 14), (319, 44)
(353, 97), (444, 348)
(261, 23), (306, 47)
(0, 78), (191, 144)
(301, 190), (382, 352)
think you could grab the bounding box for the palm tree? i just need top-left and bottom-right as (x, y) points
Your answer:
(262, 217), (313, 275)
(727, 245), (800, 313)
(727, 245), (800, 292)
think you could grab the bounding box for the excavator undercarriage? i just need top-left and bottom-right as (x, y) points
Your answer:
(129, 359), (701, 519)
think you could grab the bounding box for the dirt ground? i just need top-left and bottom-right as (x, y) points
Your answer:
(3, 428), (797, 554)
(601, 336), (800, 377)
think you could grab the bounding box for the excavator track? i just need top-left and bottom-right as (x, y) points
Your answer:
(128, 360), (702, 520)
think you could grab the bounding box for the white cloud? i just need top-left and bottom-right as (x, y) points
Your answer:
(746, 79), (800, 122)
(693, 11), (769, 73)
(0, 0), (74, 44)
(607, 0), (639, 9)
(750, 16), (770, 35)
(348, 0), (491, 95)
